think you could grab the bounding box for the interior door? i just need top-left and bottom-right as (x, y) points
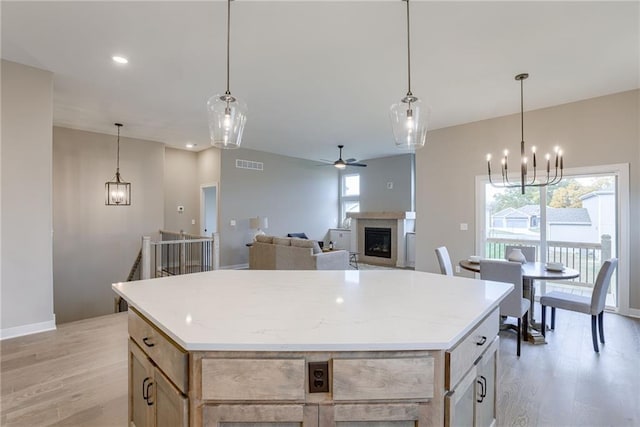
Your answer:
(200, 183), (218, 236)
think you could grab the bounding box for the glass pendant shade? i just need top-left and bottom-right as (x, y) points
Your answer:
(105, 174), (131, 206)
(390, 97), (429, 150)
(207, 94), (247, 149)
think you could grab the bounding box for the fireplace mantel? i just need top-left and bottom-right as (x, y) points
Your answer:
(347, 211), (415, 220)
(347, 212), (416, 268)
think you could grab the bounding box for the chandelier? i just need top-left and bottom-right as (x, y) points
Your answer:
(105, 123), (131, 206)
(487, 73), (564, 195)
(207, 0), (247, 149)
(389, 0), (429, 150)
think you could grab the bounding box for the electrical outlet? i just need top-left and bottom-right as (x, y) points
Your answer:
(308, 361), (329, 393)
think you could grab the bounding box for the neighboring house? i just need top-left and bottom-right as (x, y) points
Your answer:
(491, 204), (595, 242)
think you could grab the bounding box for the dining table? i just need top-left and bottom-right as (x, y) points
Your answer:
(459, 259), (580, 344)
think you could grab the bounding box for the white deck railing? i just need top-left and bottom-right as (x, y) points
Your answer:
(486, 235), (613, 289)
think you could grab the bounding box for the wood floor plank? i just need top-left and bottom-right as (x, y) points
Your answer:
(1, 308), (639, 426)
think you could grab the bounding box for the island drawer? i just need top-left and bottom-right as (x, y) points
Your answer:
(201, 358), (306, 401)
(445, 308), (498, 390)
(128, 309), (188, 393)
(332, 357), (434, 401)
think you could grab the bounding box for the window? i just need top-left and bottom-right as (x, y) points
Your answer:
(341, 173), (360, 227)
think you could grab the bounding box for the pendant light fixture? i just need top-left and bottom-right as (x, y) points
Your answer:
(207, 0), (247, 149)
(390, 0), (429, 150)
(105, 123), (131, 206)
(486, 73), (564, 195)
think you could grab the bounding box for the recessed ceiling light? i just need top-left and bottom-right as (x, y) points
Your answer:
(186, 143), (196, 149)
(112, 56), (128, 64)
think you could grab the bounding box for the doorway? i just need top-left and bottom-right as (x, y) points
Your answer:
(200, 183), (218, 237)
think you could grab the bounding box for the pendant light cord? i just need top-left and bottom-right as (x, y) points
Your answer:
(116, 125), (120, 173)
(225, 0), (231, 95)
(520, 77), (524, 142)
(405, 0), (412, 96)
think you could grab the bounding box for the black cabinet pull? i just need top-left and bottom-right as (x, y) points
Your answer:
(476, 336), (487, 346)
(476, 375), (488, 403)
(142, 377), (151, 401)
(480, 375), (487, 398)
(142, 337), (155, 347)
(145, 381), (154, 406)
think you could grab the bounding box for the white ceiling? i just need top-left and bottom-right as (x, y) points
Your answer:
(2, 1), (638, 162)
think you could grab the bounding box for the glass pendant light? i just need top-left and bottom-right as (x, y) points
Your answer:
(105, 123), (131, 206)
(207, 0), (247, 149)
(390, 0), (429, 150)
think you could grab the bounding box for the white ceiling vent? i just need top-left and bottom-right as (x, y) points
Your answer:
(235, 159), (263, 171)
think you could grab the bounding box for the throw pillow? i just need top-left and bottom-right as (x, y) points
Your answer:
(311, 240), (322, 254)
(291, 238), (314, 249)
(287, 232), (308, 239)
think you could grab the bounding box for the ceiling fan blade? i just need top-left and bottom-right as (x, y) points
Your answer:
(347, 163), (367, 167)
(345, 158), (357, 163)
(318, 159), (334, 163)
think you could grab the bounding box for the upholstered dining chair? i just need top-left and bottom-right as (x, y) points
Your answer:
(435, 246), (453, 276)
(480, 259), (530, 357)
(504, 245), (536, 262)
(540, 259), (618, 353)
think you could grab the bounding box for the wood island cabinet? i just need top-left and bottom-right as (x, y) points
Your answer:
(127, 306), (500, 427)
(115, 270), (511, 427)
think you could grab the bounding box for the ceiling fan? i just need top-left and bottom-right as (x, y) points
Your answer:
(320, 145), (367, 169)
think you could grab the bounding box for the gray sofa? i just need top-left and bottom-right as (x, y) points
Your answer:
(249, 235), (348, 270)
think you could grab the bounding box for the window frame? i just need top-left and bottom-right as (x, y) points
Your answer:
(340, 172), (360, 226)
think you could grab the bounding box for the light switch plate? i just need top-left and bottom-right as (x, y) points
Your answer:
(460, 223), (468, 231)
(230, 219), (236, 227)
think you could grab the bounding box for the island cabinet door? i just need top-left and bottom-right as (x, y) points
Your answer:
(153, 367), (188, 427)
(319, 403), (434, 426)
(444, 365), (477, 427)
(474, 337), (498, 427)
(129, 340), (155, 427)
(203, 404), (319, 427)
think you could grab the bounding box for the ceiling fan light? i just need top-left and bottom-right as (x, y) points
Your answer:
(334, 162), (346, 170)
(207, 94), (247, 149)
(390, 98), (429, 150)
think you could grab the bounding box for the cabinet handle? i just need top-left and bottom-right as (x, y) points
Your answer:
(476, 336), (487, 346)
(476, 378), (485, 403)
(142, 337), (155, 347)
(145, 381), (154, 406)
(142, 377), (151, 401)
(480, 375), (487, 398)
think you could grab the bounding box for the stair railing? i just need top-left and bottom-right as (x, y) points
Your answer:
(141, 230), (219, 280)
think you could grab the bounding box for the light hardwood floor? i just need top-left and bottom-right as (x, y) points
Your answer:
(1, 309), (639, 426)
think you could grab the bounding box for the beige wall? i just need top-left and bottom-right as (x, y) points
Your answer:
(415, 90), (640, 311)
(358, 154), (413, 213)
(1, 60), (55, 337)
(53, 126), (164, 323)
(164, 148), (199, 235)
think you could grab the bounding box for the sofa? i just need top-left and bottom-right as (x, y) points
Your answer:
(249, 235), (348, 270)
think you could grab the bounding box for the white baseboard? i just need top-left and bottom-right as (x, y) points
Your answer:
(221, 263), (249, 270)
(626, 308), (640, 318)
(1, 317), (56, 340)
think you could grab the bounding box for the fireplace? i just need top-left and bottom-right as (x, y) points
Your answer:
(364, 227), (392, 259)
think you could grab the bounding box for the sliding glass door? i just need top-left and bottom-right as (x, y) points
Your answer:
(477, 166), (626, 310)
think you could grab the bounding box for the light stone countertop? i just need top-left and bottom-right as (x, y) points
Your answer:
(113, 270), (512, 352)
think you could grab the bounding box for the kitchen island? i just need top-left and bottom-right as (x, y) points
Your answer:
(113, 269), (512, 427)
